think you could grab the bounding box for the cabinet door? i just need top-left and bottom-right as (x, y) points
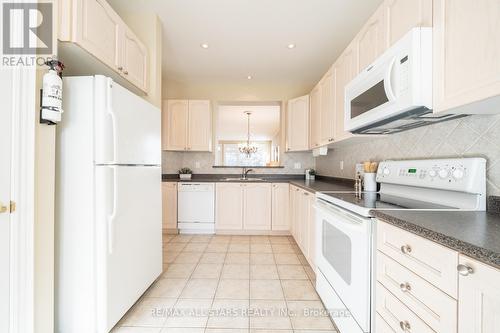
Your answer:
(433, 0), (500, 114)
(320, 69), (336, 145)
(243, 183), (272, 231)
(271, 183), (290, 231)
(120, 27), (148, 92)
(458, 255), (500, 333)
(216, 183), (243, 230)
(334, 42), (358, 141)
(162, 182), (177, 230)
(298, 190), (311, 257)
(74, 0), (121, 70)
(286, 95), (310, 152)
(290, 186), (301, 239)
(305, 191), (316, 269)
(385, 0), (432, 46)
(188, 100), (212, 152)
(309, 85), (321, 149)
(357, 4), (387, 72)
(165, 100), (188, 151)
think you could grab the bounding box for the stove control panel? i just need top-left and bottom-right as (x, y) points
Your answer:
(376, 158), (486, 194)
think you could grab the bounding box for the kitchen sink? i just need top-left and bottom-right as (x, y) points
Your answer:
(224, 177), (265, 181)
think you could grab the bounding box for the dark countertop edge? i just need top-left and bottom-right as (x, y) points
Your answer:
(162, 174), (355, 193)
(372, 210), (500, 270)
(212, 165), (285, 169)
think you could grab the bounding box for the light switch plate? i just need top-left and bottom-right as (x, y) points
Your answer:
(195, 162), (201, 169)
(340, 160), (344, 170)
(294, 162), (301, 169)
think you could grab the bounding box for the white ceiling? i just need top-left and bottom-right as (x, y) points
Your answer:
(217, 105), (281, 141)
(109, 0), (382, 96)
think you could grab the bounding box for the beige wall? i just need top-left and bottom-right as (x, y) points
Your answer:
(315, 114), (500, 196)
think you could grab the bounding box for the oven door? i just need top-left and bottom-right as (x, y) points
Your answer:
(315, 198), (373, 332)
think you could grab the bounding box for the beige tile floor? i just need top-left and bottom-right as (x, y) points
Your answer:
(113, 234), (338, 333)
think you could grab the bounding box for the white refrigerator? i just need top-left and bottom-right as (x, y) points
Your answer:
(55, 76), (162, 333)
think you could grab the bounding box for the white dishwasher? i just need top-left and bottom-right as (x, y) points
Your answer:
(177, 183), (215, 234)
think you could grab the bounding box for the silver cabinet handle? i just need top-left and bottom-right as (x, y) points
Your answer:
(117, 66), (123, 71)
(303, 192), (309, 196)
(399, 321), (411, 331)
(328, 138), (334, 142)
(400, 245), (412, 254)
(399, 282), (411, 293)
(123, 70), (129, 75)
(457, 264), (473, 276)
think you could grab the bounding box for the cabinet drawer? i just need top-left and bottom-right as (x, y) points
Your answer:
(377, 252), (457, 333)
(376, 282), (435, 333)
(376, 313), (397, 333)
(377, 221), (458, 297)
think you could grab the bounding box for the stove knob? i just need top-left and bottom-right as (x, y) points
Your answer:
(452, 168), (465, 180)
(438, 169), (449, 179)
(383, 167), (390, 176)
(429, 170), (437, 178)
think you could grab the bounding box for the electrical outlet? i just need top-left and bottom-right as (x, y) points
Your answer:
(340, 160), (344, 170)
(195, 161), (201, 169)
(294, 162), (301, 169)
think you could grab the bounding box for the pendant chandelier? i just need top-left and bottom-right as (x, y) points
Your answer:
(239, 111), (258, 157)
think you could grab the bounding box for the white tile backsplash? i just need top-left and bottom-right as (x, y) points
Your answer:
(315, 114), (500, 196)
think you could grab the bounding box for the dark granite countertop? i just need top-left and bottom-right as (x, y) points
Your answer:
(372, 210), (500, 269)
(162, 174), (355, 193)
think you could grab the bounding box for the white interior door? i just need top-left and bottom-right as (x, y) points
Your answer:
(0, 69), (13, 333)
(95, 165), (162, 331)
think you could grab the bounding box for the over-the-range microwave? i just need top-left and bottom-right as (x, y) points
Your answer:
(344, 27), (464, 134)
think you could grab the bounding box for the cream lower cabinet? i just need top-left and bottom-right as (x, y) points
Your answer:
(216, 183), (271, 231)
(433, 0), (500, 114)
(163, 99), (212, 152)
(162, 182), (178, 231)
(271, 183), (290, 231)
(286, 95), (310, 152)
(377, 220), (500, 333)
(457, 255), (500, 333)
(289, 185), (315, 267)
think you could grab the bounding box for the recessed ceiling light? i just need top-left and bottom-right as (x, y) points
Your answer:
(200, 43), (209, 49)
(247, 75), (252, 80)
(287, 43), (296, 49)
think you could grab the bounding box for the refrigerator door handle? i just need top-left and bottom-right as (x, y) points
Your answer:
(106, 78), (117, 163)
(107, 165), (117, 254)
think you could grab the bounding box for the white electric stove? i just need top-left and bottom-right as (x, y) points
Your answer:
(314, 158), (486, 333)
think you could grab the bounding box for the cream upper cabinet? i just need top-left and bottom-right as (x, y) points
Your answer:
(384, 0), (432, 46)
(162, 182), (178, 231)
(243, 183), (272, 231)
(433, 0), (500, 114)
(319, 69), (336, 145)
(67, 0), (149, 93)
(309, 86), (321, 149)
(271, 183), (290, 231)
(357, 4), (387, 72)
(165, 100), (188, 151)
(458, 255), (500, 333)
(215, 183), (243, 230)
(120, 27), (148, 92)
(163, 100), (212, 152)
(286, 95), (310, 152)
(74, 0), (121, 70)
(187, 100), (212, 152)
(334, 41), (358, 141)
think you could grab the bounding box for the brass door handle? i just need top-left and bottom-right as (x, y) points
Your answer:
(0, 202), (8, 214)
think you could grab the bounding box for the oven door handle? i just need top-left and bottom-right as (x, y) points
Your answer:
(314, 200), (367, 226)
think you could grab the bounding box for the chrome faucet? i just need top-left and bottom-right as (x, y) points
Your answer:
(242, 168), (254, 180)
